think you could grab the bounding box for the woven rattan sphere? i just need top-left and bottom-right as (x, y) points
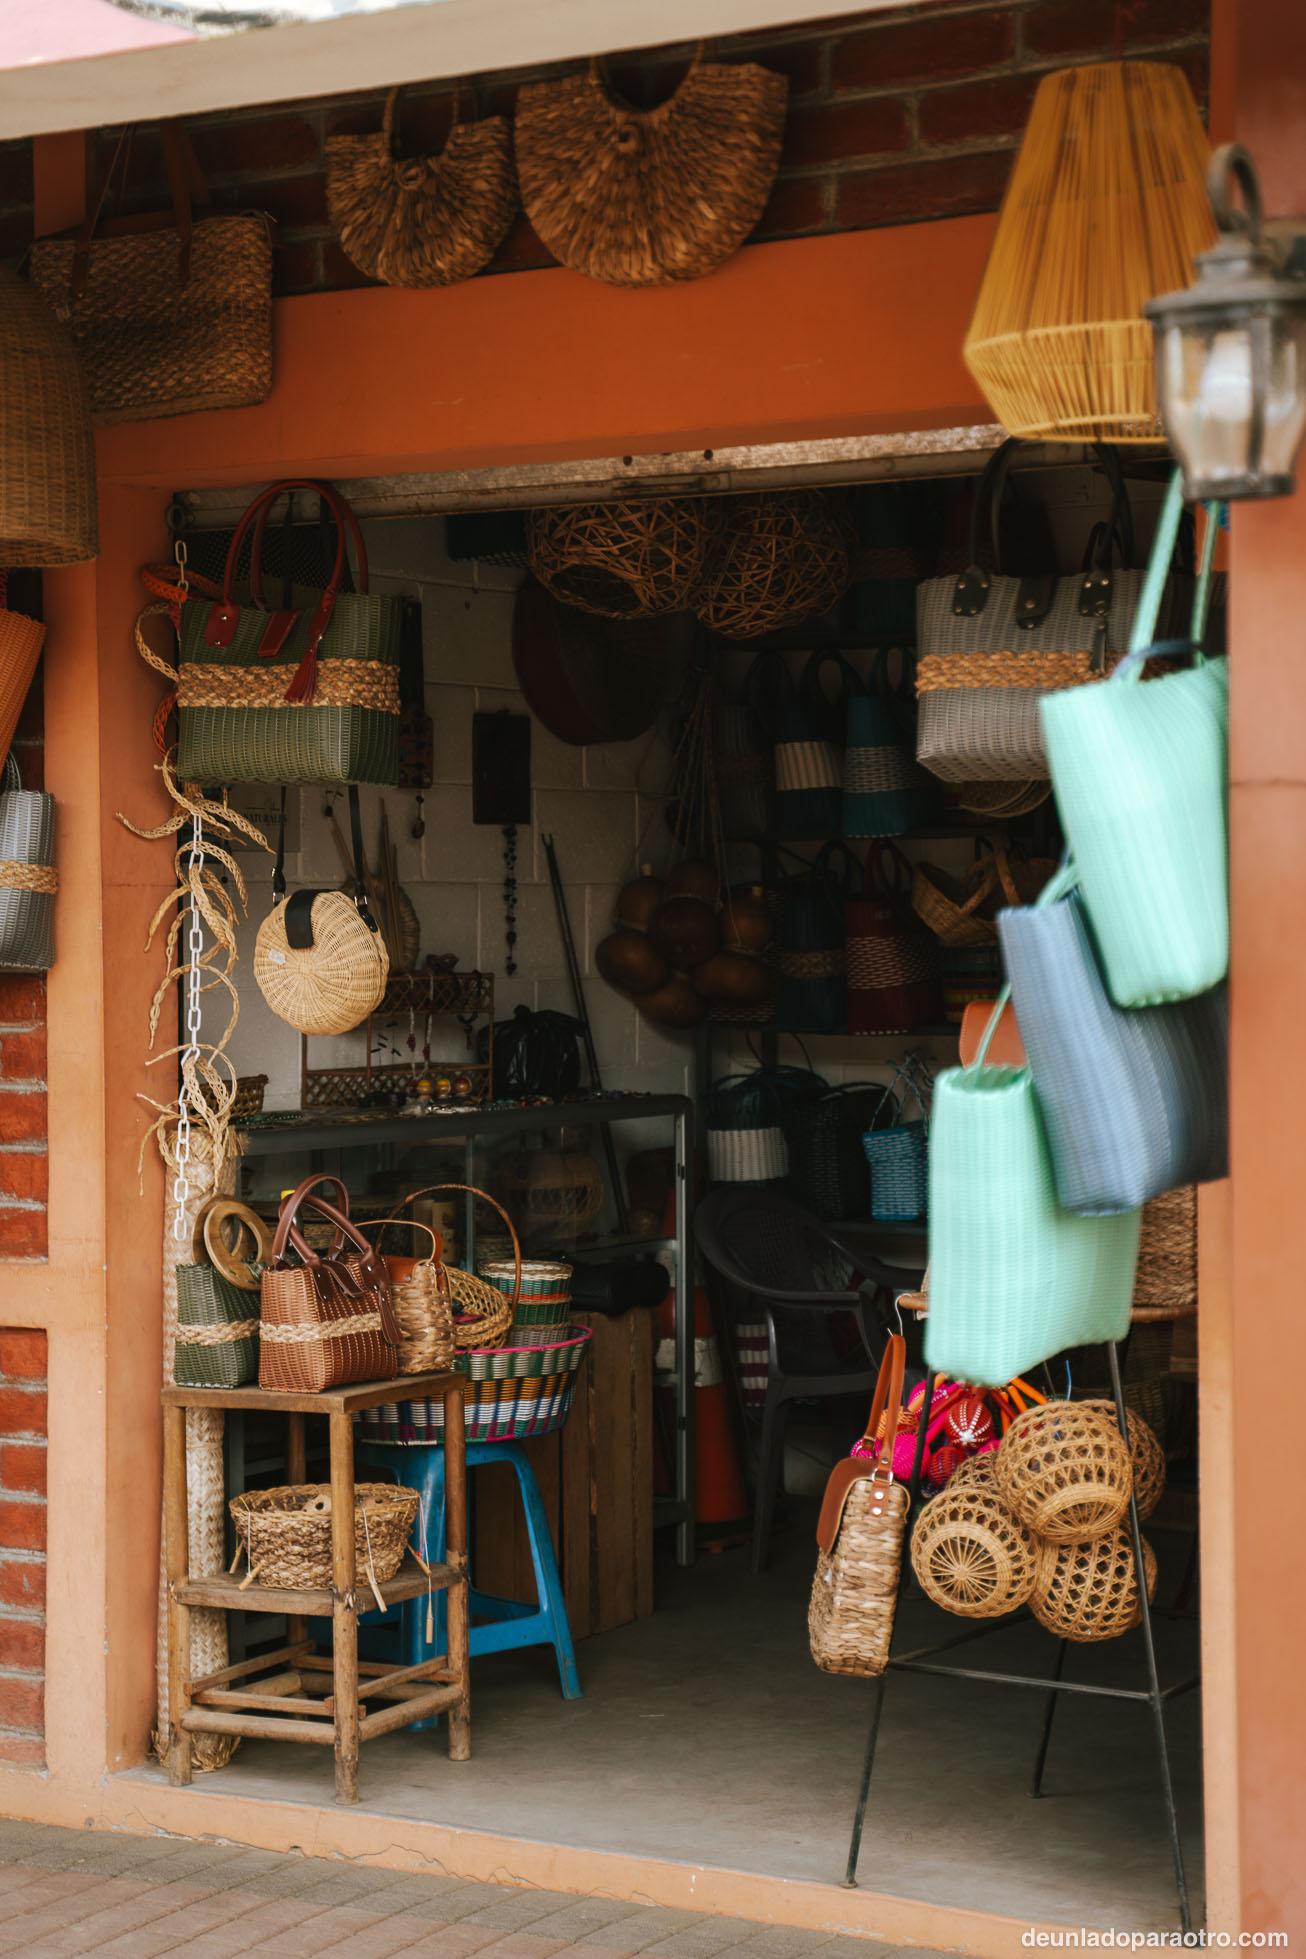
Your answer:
(995, 1401), (1132, 1544)
(254, 893), (389, 1036)
(526, 498), (711, 618)
(695, 492), (854, 640)
(946, 1450), (999, 1491)
(1031, 1525), (1158, 1643)
(910, 1487), (1039, 1619)
(1080, 1401), (1166, 1521)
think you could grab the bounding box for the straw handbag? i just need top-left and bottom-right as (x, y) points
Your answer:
(260, 1175), (401, 1394)
(326, 86), (517, 288)
(843, 648), (939, 839)
(916, 441), (1144, 782)
(0, 755), (56, 974)
(29, 122), (272, 426)
(177, 479), (403, 788)
(0, 576), (44, 768)
(363, 1219), (456, 1374)
(773, 653), (859, 839)
(515, 49), (787, 287)
(1041, 473), (1227, 1007)
(809, 1334), (910, 1678)
(845, 843), (943, 1035)
(255, 786), (389, 1036)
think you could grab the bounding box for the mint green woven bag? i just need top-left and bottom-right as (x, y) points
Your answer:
(924, 1001), (1141, 1387)
(1040, 472), (1226, 1006)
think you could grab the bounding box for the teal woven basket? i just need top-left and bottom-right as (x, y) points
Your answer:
(924, 1047), (1141, 1387)
(1041, 473), (1227, 1007)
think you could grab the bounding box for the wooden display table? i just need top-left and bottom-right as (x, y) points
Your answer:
(162, 1372), (469, 1805)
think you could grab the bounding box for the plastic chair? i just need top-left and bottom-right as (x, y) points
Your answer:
(695, 1186), (922, 1574)
(357, 1437), (581, 1726)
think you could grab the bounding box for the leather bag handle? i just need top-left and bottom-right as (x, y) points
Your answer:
(271, 1173), (353, 1263)
(71, 120), (209, 300)
(816, 1332), (907, 1553)
(273, 1190), (401, 1338)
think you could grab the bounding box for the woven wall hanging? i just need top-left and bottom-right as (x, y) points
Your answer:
(526, 497), (712, 617)
(964, 62), (1215, 441)
(325, 87), (518, 288)
(695, 491), (854, 640)
(515, 49), (787, 287)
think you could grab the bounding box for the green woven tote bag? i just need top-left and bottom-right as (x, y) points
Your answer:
(177, 478), (402, 786)
(924, 1001), (1141, 1387)
(1040, 473), (1226, 1006)
(174, 1263), (260, 1389)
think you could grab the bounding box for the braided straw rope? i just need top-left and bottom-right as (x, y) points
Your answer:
(909, 1486), (1039, 1618)
(174, 1318), (260, 1346)
(1031, 1524), (1158, 1643)
(259, 1311), (386, 1344)
(917, 651), (1116, 694)
(0, 862), (56, 893)
(995, 1401), (1133, 1543)
(178, 660), (400, 714)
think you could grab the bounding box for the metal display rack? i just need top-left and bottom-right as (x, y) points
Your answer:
(300, 968), (495, 1110)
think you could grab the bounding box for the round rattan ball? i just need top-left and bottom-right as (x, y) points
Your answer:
(526, 498), (712, 618)
(947, 1450), (999, 1492)
(994, 1401), (1133, 1544)
(910, 1487), (1039, 1619)
(254, 892), (389, 1036)
(695, 491), (854, 640)
(1080, 1401), (1166, 1521)
(1031, 1525), (1158, 1643)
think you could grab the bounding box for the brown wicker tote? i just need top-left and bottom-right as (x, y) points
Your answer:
(0, 268), (97, 566)
(515, 49), (787, 287)
(30, 122), (272, 427)
(326, 88), (518, 288)
(809, 1334), (909, 1679)
(259, 1174), (401, 1394)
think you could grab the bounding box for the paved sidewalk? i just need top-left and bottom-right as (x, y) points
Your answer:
(0, 1819), (943, 1959)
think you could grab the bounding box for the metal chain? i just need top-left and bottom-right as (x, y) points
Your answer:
(172, 804), (205, 1239)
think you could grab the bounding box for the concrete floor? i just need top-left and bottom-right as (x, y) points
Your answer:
(131, 1510), (1203, 1933)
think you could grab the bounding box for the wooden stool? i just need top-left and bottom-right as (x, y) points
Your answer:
(162, 1371), (469, 1805)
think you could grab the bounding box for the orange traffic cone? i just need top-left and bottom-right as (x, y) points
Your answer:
(655, 1277), (748, 1531)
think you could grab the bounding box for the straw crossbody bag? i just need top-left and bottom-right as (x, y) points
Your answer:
(260, 1174), (401, 1394)
(254, 784), (389, 1037)
(809, 1333), (909, 1678)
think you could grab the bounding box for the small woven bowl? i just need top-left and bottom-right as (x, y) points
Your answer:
(995, 1401), (1133, 1543)
(910, 1487), (1039, 1619)
(1031, 1525), (1158, 1644)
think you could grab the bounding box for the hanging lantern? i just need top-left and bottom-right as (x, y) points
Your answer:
(963, 62), (1216, 443)
(1146, 144), (1306, 501)
(0, 268), (97, 565)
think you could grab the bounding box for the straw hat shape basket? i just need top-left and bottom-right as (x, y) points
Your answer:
(910, 1486), (1039, 1619)
(325, 87), (518, 287)
(994, 1401), (1133, 1543)
(0, 267), (97, 565)
(526, 498), (712, 618)
(515, 51), (787, 287)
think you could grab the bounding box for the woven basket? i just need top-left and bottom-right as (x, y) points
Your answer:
(496, 1147), (605, 1246)
(809, 1475), (909, 1678)
(787, 1083), (899, 1222)
(953, 779), (1051, 819)
(480, 1262), (572, 1325)
(772, 651), (859, 838)
(994, 1402), (1133, 1543)
(946, 1450), (1000, 1492)
(1079, 1401), (1166, 1521)
(911, 851), (1019, 949)
(1132, 1185), (1197, 1320)
(846, 844), (943, 1036)
(357, 1327), (592, 1445)
(0, 754), (56, 974)
(515, 53), (787, 287)
(326, 87), (517, 287)
(1031, 1524), (1158, 1643)
(862, 1063), (930, 1222)
(229, 1484), (419, 1592)
(909, 1487), (1039, 1619)
(365, 1219), (456, 1375)
(0, 268), (97, 565)
(697, 492), (854, 640)
(776, 843), (857, 1034)
(254, 890), (389, 1037)
(174, 1265), (260, 1391)
(526, 498), (711, 617)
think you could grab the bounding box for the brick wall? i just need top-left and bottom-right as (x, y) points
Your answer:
(0, 589), (45, 1260)
(0, 1328), (47, 1767)
(75, 0), (1209, 297)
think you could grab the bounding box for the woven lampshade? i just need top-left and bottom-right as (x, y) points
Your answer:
(0, 267), (97, 564)
(963, 62), (1215, 442)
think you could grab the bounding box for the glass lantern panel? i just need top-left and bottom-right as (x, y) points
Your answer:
(1159, 320), (1254, 490)
(1260, 309), (1306, 480)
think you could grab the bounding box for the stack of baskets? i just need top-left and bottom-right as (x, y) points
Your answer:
(479, 1256), (574, 1346)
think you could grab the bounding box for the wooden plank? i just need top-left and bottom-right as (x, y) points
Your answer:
(330, 1408), (360, 1804)
(177, 1558), (454, 1616)
(181, 1707), (336, 1744)
(298, 1650), (448, 1680)
(359, 1683), (462, 1741)
(560, 1336), (592, 1640)
(162, 1371), (463, 1415)
(193, 1686), (326, 1716)
(191, 1642), (313, 1693)
(354, 1657), (452, 1697)
(442, 1378), (471, 1763)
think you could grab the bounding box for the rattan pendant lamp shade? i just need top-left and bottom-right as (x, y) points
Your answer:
(963, 62), (1216, 442)
(0, 268), (97, 563)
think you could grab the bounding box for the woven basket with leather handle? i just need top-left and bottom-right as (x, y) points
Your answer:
(809, 1334), (909, 1678)
(259, 1176), (401, 1394)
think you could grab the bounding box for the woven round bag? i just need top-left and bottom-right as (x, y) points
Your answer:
(994, 1401), (1133, 1543)
(1031, 1524), (1158, 1643)
(515, 52), (787, 287)
(254, 889), (389, 1036)
(326, 88), (517, 288)
(910, 1487), (1039, 1619)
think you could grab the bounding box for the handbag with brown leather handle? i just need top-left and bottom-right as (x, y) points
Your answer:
(808, 1332), (910, 1678)
(259, 1173), (401, 1394)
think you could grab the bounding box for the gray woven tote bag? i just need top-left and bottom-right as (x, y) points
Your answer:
(0, 754), (55, 973)
(916, 441), (1144, 782)
(998, 868), (1228, 1217)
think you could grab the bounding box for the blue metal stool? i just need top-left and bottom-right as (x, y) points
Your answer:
(357, 1439), (581, 1724)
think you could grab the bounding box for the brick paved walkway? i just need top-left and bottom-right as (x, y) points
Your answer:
(0, 1819), (943, 1959)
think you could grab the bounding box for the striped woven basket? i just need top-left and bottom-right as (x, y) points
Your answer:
(355, 1326), (591, 1445)
(0, 753), (56, 973)
(845, 843), (943, 1035)
(773, 653), (859, 838)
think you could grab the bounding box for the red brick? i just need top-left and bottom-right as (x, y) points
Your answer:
(784, 96), (912, 169)
(0, 1619), (44, 1670)
(0, 1030), (46, 1082)
(835, 150), (1015, 229)
(835, 10), (1014, 91)
(0, 1558), (45, 1612)
(0, 979), (44, 1030)
(253, 174), (328, 232)
(485, 213), (556, 276)
(753, 174), (829, 241)
(0, 1442), (45, 1496)
(0, 1091), (47, 1145)
(189, 115), (320, 180)
(0, 1331), (45, 1380)
(0, 1155), (47, 1205)
(918, 73), (1040, 148)
(1023, 0), (1210, 59)
(0, 1210), (47, 1260)
(0, 1733), (44, 1765)
(0, 1385), (46, 1434)
(0, 1501), (46, 1554)
(0, 1674), (43, 1731)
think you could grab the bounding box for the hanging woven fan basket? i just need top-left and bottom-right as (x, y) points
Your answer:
(994, 1401), (1133, 1543)
(695, 492), (855, 640)
(1031, 1524), (1158, 1643)
(910, 1486), (1039, 1619)
(526, 497), (713, 618)
(495, 1147), (606, 1247)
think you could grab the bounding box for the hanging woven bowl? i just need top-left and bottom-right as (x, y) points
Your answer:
(1078, 1401), (1166, 1521)
(994, 1401), (1133, 1543)
(515, 52), (787, 287)
(526, 498), (712, 617)
(1031, 1524), (1158, 1643)
(0, 267), (97, 565)
(695, 492), (854, 640)
(910, 1487), (1039, 1619)
(945, 1450), (1000, 1492)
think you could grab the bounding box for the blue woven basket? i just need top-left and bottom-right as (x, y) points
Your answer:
(773, 652), (859, 838)
(861, 1063), (931, 1221)
(775, 843), (859, 1033)
(843, 649), (940, 839)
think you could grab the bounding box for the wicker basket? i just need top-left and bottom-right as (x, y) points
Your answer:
(0, 270), (97, 566)
(1132, 1184), (1197, 1320)
(478, 1259), (572, 1311)
(229, 1484), (419, 1592)
(945, 1450), (1000, 1492)
(1031, 1524), (1158, 1643)
(909, 1487), (1039, 1619)
(174, 1265), (260, 1391)
(393, 1182), (521, 1350)
(1079, 1401), (1166, 1521)
(696, 492), (854, 640)
(911, 849), (1021, 949)
(365, 1219), (456, 1375)
(995, 1402), (1133, 1543)
(254, 890), (389, 1037)
(496, 1147), (605, 1246)
(526, 498), (711, 618)
(356, 1326), (592, 1445)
